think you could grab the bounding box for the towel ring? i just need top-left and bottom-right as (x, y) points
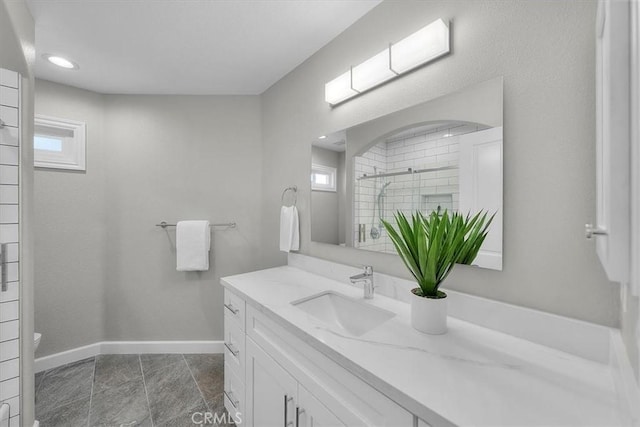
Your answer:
(281, 186), (297, 207)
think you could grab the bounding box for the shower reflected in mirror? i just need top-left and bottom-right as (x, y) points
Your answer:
(310, 77), (503, 270)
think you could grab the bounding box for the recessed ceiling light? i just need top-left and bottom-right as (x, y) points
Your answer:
(42, 54), (79, 70)
(318, 135), (327, 139)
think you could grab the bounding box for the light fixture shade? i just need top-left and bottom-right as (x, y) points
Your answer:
(325, 70), (358, 105)
(352, 48), (397, 92)
(390, 19), (449, 74)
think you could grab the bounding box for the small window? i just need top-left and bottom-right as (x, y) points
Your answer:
(311, 164), (337, 192)
(34, 115), (86, 171)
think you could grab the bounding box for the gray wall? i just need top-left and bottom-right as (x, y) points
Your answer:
(34, 80), (107, 357)
(34, 81), (263, 355)
(311, 146), (342, 245)
(260, 0), (620, 327)
(102, 95), (262, 342)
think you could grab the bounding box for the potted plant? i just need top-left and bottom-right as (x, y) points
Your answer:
(381, 210), (494, 334)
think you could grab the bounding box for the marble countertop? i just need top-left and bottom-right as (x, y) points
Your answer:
(221, 265), (623, 426)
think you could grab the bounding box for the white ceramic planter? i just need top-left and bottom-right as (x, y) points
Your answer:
(410, 289), (448, 334)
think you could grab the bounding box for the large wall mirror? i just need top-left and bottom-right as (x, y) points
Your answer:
(310, 77), (503, 270)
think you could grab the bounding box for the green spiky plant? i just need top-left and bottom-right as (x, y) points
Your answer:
(381, 210), (495, 299)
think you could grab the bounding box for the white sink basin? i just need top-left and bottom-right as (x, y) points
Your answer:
(291, 291), (395, 336)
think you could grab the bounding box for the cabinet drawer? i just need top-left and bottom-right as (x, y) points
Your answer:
(224, 289), (245, 331)
(224, 361), (245, 419)
(224, 311), (245, 381)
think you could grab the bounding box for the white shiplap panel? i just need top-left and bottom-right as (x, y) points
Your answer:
(0, 358), (18, 381)
(0, 377), (18, 399)
(0, 107), (17, 128)
(0, 187), (17, 205)
(0, 320), (18, 343)
(0, 225), (18, 243)
(0, 70), (18, 89)
(0, 302), (18, 322)
(0, 206), (18, 224)
(0, 87), (18, 108)
(0, 283), (17, 303)
(0, 167), (17, 185)
(0, 340), (18, 362)
(0, 146), (18, 166)
(0, 127), (18, 147)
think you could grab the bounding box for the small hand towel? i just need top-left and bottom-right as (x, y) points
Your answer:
(279, 206), (299, 252)
(176, 220), (211, 271)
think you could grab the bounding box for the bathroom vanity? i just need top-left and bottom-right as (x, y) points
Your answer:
(221, 255), (632, 427)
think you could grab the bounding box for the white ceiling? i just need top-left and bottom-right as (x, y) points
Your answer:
(312, 130), (346, 152)
(27, 0), (381, 95)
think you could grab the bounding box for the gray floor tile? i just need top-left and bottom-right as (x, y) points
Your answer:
(93, 354), (142, 393)
(36, 357), (95, 418)
(155, 403), (208, 427)
(184, 354), (225, 409)
(34, 353), (228, 427)
(143, 357), (207, 425)
(140, 354), (183, 374)
(89, 377), (151, 427)
(38, 396), (90, 427)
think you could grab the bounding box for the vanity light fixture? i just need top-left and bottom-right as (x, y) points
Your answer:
(318, 135), (327, 139)
(325, 18), (450, 106)
(42, 54), (79, 70)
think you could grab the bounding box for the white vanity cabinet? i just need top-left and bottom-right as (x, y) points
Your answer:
(223, 290), (246, 419)
(223, 288), (414, 427)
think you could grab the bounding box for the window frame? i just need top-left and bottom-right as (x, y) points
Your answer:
(311, 163), (337, 192)
(34, 114), (86, 171)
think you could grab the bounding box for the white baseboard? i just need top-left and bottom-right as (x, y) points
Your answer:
(610, 330), (640, 426)
(34, 340), (223, 373)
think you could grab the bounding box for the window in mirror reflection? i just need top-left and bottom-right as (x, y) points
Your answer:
(311, 164), (337, 192)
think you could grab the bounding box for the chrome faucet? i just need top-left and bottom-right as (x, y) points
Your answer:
(349, 265), (375, 299)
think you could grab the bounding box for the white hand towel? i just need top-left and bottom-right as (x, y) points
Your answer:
(176, 220), (211, 271)
(279, 206), (299, 252)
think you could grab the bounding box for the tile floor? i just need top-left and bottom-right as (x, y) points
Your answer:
(35, 354), (229, 426)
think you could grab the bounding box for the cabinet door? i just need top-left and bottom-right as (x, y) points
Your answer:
(594, 0), (631, 284)
(245, 337), (297, 427)
(297, 384), (346, 427)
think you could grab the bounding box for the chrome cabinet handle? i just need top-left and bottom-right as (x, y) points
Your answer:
(585, 224), (608, 239)
(296, 407), (305, 427)
(1, 243), (7, 292)
(284, 395), (294, 427)
(224, 390), (239, 408)
(224, 303), (239, 314)
(224, 342), (239, 357)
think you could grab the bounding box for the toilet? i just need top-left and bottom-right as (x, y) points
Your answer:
(34, 333), (41, 351)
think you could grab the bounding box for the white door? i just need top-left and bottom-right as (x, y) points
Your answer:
(0, 68), (20, 427)
(458, 126), (503, 270)
(296, 384), (345, 427)
(245, 337), (297, 427)
(593, 0), (631, 284)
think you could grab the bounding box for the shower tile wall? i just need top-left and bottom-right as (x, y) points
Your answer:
(354, 123), (484, 253)
(0, 68), (21, 427)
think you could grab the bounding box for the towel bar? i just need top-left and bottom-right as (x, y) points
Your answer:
(281, 185), (297, 207)
(155, 221), (236, 229)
